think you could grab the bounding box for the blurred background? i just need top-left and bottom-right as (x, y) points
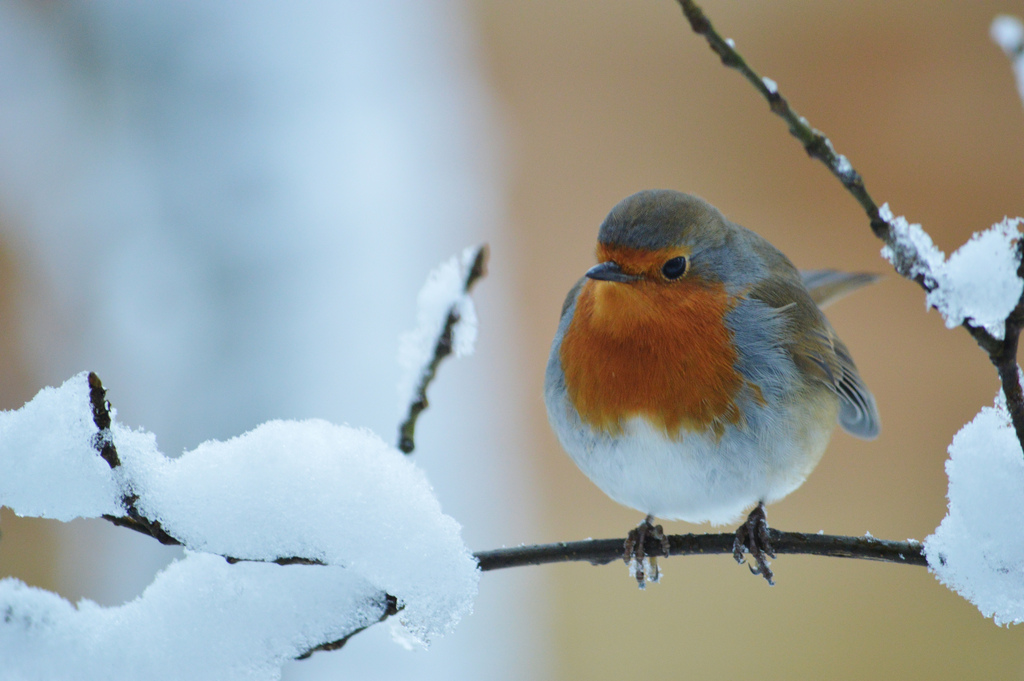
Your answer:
(0, 0), (1023, 679)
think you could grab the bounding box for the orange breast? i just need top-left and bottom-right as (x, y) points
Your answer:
(559, 277), (743, 438)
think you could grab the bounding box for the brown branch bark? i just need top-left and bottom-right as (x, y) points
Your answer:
(676, 0), (1024, 453)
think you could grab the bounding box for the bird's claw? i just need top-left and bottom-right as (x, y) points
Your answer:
(624, 515), (670, 588)
(732, 502), (776, 586)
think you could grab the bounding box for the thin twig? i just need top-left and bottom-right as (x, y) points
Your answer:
(397, 244), (489, 453)
(676, 0), (1024, 452)
(474, 531), (925, 572)
(88, 372), (397, 661)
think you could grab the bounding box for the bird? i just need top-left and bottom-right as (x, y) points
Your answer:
(544, 189), (879, 586)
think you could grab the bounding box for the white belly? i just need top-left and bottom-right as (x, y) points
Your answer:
(550, 405), (837, 526)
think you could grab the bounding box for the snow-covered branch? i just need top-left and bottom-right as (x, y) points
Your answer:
(397, 244), (488, 453)
(0, 372), (479, 674)
(88, 373), (324, 563)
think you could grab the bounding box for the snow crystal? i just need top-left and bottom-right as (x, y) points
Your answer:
(880, 205), (1023, 339)
(0, 373), (122, 520)
(397, 247), (481, 410)
(0, 553), (387, 680)
(925, 392), (1024, 625)
(991, 15), (1024, 106)
(761, 77), (778, 95)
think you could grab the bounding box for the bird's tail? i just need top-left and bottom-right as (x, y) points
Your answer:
(800, 269), (880, 309)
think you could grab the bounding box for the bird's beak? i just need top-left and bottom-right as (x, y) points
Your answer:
(585, 261), (639, 283)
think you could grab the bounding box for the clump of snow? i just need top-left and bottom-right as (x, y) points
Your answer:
(761, 76), (778, 95)
(880, 205), (1023, 339)
(121, 418), (479, 643)
(925, 391), (1024, 625)
(0, 373), (122, 520)
(397, 246), (481, 409)
(991, 15), (1024, 105)
(0, 372), (480, 672)
(0, 553), (387, 680)
(928, 218), (1024, 339)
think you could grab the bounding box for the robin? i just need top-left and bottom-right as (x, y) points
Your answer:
(544, 189), (879, 586)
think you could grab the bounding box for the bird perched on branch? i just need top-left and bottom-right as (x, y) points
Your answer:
(544, 189), (879, 586)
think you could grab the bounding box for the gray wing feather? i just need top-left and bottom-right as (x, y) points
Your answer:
(831, 336), (880, 439)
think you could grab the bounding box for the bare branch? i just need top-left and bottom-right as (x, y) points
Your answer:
(474, 531), (925, 572)
(676, 0), (1024, 453)
(398, 244), (489, 454)
(87, 372), (396, 662)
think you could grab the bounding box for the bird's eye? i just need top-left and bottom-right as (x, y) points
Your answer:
(661, 256), (688, 280)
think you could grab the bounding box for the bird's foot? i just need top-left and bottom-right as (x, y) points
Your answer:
(624, 515), (670, 589)
(732, 502), (776, 586)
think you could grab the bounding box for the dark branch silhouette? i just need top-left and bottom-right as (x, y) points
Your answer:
(475, 532), (925, 572)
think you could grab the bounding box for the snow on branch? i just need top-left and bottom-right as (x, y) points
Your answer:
(397, 244), (488, 453)
(925, 389), (1024, 625)
(879, 209), (1024, 341)
(0, 372), (479, 676)
(0, 556), (392, 679)
(0, 374), (123, 520)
